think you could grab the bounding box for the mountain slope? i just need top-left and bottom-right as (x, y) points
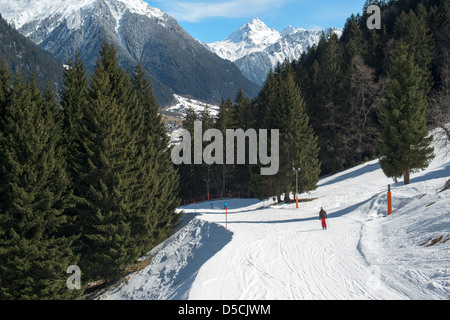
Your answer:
(100, 127), (450, 300)
(0, 14), (63, 89)
(0, 0), (260, 106)
(206, 18), (342, 85)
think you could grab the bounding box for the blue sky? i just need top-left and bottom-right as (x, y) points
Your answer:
(146, 0), (368, 42)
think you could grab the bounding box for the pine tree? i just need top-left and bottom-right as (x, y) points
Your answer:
(177, 107), (204, 200)
(60, 54), (89, 246)
(73, 42), (137, 281)
(61, 53), (89, 170)
(130, 62), (180, 252)
(199, 105), (217, 198)
(251, 63), (320, 201)
(251, 66), (283, 201)
(254, 70), (278, 130)
(378, 41), (434, 184)
(215, 98), (233, 197)
(232, 88), (253, 130)
(127, 62), (158, 257)
(342, 15), (367, 70)
(366, 28), (385, 78)
(310, 31), (346, 174)
(227, 89), (254, 197)
(394, 5), (435, 95)
(0, 72), (80, 299)
(276, 64), (320, 200)
(251, 70), (280, 200)
(0, 59), (10, 125)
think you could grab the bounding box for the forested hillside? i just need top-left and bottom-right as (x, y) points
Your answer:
(0, 15), (63, 90)
(291, 0), (449, 175)
(176, 0), (449, 201)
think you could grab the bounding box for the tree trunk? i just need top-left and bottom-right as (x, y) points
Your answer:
(285, 191), (291, 203)
(403, 167), (411, 185)
(222, 163), (226, 197)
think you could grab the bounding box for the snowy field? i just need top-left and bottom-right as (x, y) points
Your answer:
(102, 129), (449, 300)
(164, 94), (220, 118)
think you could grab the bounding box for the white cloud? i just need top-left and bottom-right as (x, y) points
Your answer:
(157, 0), (292, 22)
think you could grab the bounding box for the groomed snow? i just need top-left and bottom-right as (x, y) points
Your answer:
(101, 128), (449, 300)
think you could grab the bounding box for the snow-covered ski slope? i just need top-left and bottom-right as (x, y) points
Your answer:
(102, 129), (449, 300)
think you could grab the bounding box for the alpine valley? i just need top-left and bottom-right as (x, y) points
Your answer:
(0, 0), (260, 106)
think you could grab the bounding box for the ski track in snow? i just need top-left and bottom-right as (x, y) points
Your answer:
(187, 205), (407, 300)
(102, 129), (450, 300)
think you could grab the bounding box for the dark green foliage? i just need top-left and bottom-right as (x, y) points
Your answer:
(59, 53), (90, 266)
(290, 0), (447, 176)
(63, 42), (157, 281)
(251, 62), (320, 201)
(130, 62), (181, 253)
(294, 30), (353, 175)
(378, 41), (434, 184)
(60, 41), (181, 283)
(215, 98), (233, 197)
(0, 15), (63, 91)
(0, 60), (11, 128)
(227, 89), (254, 197)
(61, 53), (89, 158)
(72, 43), (137, 281)
(176, 94), (254, 200)
(394, 4), (435, 94)
(0, 70), (80, 299)
(177, 107), (205, 200)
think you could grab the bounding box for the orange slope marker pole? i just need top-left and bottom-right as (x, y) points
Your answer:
(387, 184), (392, 215)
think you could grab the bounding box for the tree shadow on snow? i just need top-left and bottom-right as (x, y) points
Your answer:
(410, 163), (450, 185)
(225, 196), (377, 226)
(319, 162), (380, 187)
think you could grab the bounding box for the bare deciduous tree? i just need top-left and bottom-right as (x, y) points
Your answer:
(346, 55), (383, 163)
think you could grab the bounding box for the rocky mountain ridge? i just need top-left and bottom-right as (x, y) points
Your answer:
(206, 18), (342, 85)
(0, 0), (260, 105)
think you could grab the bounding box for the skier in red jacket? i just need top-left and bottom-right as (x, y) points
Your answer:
(319, 207), (327, 230)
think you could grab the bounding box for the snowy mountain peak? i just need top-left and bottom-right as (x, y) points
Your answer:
(0, 0), (167, 31)
(0, 0), (260, 104)
(206, 18), (343, 85)
(226, 17), (281, 45)
(280, 25), (306, 37)
(249, 17), (266, 26)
